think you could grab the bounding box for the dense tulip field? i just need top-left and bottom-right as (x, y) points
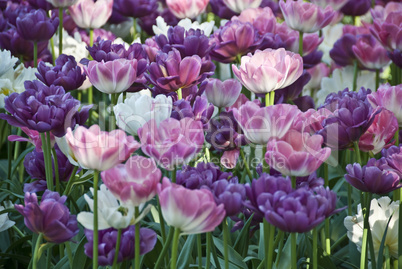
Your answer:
(0, 0), (401, 268)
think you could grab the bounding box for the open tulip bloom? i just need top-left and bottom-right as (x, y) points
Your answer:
(2, 3), (402, 269)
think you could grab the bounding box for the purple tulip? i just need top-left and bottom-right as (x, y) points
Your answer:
(23, 146), (75, 193)
(279, 0), (335, 33)
(138, 7), (180, 36)
(244, 173), (293, 223)
(318, 89), (380, 150)
(176, 162), (235, 190)
(155, 26), (212, 59)
(146, 49), (214, 94)
(258, 187), (328, 233)
(274, 70), (311, 104)
(157, 177), (225, 235)
(84, 226), (157, 266)
(211, 178), (246, 217)
(16, 9), (59, 42)
(171, 95), (214, 128)
(203, 78), (242, 108)
(210, 0), (238, 19)
(27, 0), (54, 10)
(0, 80), (91, 137)
(14, 190), (79, 243)
(113, 0), (158, 18)
(382, 145), (402, 177)
(36, 54), (86, 91)
(340, 0), (371, 16)
(138, 117), (205, 170)
(330, 34), (358, 67)
(345, 158), (402, 194)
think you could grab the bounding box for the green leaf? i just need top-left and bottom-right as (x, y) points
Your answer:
(376, 214), (393, 269)
(177, 234), (196, 269)
(212, 237), (248, 269)
(72, 236), (88, 269)
(233, 214), (253, 255)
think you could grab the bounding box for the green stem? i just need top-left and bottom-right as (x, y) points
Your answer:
(360, 192), (372, 269)
(170, 228), (181, 269)
(353, 141), (362, 165)
(323, 163), (331, 255)
(112, 228), (122, 269)
(33, 41), (38, 68)
(222, 218), (229, 269)
(110, 93), (118, 131)
(291, 176), (296, 189)
(135, 207), (140, 269)
(299, 31), (304, 57)
(240, 147), (253, 181)
(51, 147), (60, 193)
(265, 92), (270, 107)
(312, 228), (318, 269)
(92, 170), (99, 269)
(63, 166), (78, 196)
(40, 133), (53, 191)
(33, 233), (43, 269)
(177, 88), (183, 100)
(46, 131), (54, 190)
(133, 18), (137, 41)
(171, 166), (177, 183)
(270, 91), (275, 106)
(58, 8), (63, 56)
(291, 233), (297, 269)
(7, 125), (12, 181)
(352, 60), (358, 92)
(197, 234), (202, 269)
(266, 222), (275, 269)
(13, 128), (22, 160)
(89, 28), (94, 46)
(206, 231), (211, 269)
(385, 245), (391, 269)
(154, 226), (175, 269)
(50, 37), (56, 64)
(375, 69), (380, 90)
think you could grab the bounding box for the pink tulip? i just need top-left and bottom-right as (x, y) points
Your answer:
(138, 118), (204, 171)
(84, 59), (139, 94)
(233, 102), (302, 145)
(223, 0), (263, 13)
(8, 127), (55, 152)
(305, 63), (330, 90)
(293, 108), (332, 134)
(265, 130), (331, 177)
(233, 7), (276, 34)
(166, 0), (209, 19)
(157, 177), (225, 235)
(68, 0), (113, 29)
(352, 35), (391, 70)
(359, 109), (398, 154)
(368, 84), (402, 127)
(232, 48), (303, 94)
(279, 0), (335, 33)
(101, 156), (161, 207)
(65, 125), (140, 171)
(225, 93), (261, 112)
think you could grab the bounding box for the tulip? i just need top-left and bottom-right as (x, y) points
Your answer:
(368, 84), (402, 127)
(16, 9), (59, 42)
(340, 0), (370, 16)
(77, 184), (135, 230)
(232, 48), (303, 95)
(222, 0), (262, 13)
(84, 59), (139, 94)
(114, 93), (172, 136)
(0, 205), (15, 232)
(265, 130), (331, 177)
(14, 190), (79, 243)
(359, 109), (398, 154)
(0, 49), (18, 77)
(138, 118), (204, 170)
(64, 125), (140, 171)
(203, 78), (242, 108)
(157, 177), (225, 235)
(101, 156), (161, 207)
(68, 0), (113, 29)
(310, 0), (348, 11)
(279, 0), (335, 33)
(233, 102), (302, 145)
(352, 35), (391, 70)
(344, 197), (399, 260)
(113, 0), (158, 18)
(46, 0), (78, 8)
(345, 159), (402, 195)
(166, 0), (210, 19)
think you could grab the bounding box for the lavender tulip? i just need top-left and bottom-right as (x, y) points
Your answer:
(138, 118), (204, 170)
(157, 177), (225, 235)
(84, 226), (157, 266)
(101, 156), (161, 207)
(279, 0), (335, 33)
(203, 78), (242, 108)
(368, 84), (402, 127)
(352, 35), (391, 69)
(171, 96), (214, 128)
(14, 190), (79, 243)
